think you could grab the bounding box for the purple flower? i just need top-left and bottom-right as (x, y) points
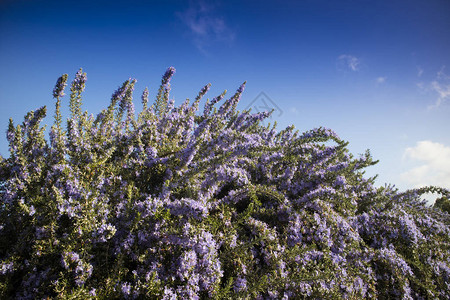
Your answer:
(196, 83), (211, 102)
(162, 287), (177, 300)
(378, 245), (413, 277)
(64, 252), (80, 266)
(397, 211), (424, 245)
(53, 74), (68, 98)
(298, 282), (312, 296)
(162, 67), (176, 85)
(177, 250), (198, 279)
(203, 91), (226, 117)
(29, 205), (36, 216)
(71, 69), (87, 93)
(234, 277), (247, 292)
(112, 80), (130, 102)
(121, 282), (131, 295)
(142, 87), (149, 107)
(0, 262), (14, 275)
(3, 67), (450, 299)
(334, 175), (346, 186)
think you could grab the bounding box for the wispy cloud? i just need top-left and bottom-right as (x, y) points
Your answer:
(337, 55), (360, 71)
(417, 66), (450, 109)
(437, 66), (449, 80)
(376, 76), (386, 84)
(429, 80), (450, 108)
(177, 1), (235, 54)
(417, 66), (424, 77)
(400, 140), (450, 189)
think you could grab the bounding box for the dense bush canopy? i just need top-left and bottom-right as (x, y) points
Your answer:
(0, 68), (449, 299)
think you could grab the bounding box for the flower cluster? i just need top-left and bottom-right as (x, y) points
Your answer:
(0, 68), (449, 299)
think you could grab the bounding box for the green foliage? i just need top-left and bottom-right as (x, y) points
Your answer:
(435, 196), (450, 214)
(0, 68), (449, 299)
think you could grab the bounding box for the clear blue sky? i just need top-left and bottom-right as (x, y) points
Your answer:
(1, 0), (450, 193)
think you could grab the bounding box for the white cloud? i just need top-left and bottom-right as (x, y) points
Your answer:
(400, 141), (450, 189)
(177, 1), (235, 54)
(417, 66), (424, 77)
(376, 76), (386, 84)
(429, 80), (450, 109)
(337, 55), (360, 71)
(417, 66), (450, 109)
(437, 66), (450, 80)
(416, 82), (425, 90)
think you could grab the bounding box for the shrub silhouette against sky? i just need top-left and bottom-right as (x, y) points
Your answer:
(0, 68), (449, 299)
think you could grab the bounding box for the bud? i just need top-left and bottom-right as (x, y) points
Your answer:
(53, 74), (68, 98)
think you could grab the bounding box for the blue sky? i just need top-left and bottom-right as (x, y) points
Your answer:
(1, 0), (450, 194)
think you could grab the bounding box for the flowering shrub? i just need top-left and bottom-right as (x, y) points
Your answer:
(0, 67), (449, 299)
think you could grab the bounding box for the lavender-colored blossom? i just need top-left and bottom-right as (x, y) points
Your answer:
(53, 74), (68, 98)
(0, 262), (14, 275)
(378, 245), (413, 277)
(229, 234), (237, 248)
(162, 287), (177, 300)
(234, 277), (247, 292)
(195, 83), (211, 102)
(62, 251), (80, 269)
(298, 282), (312, 296)
(168, 198), (208, 220)
(71, 69), (87, 93)
(397, 211), (424, 245)
(92, 223), (117, 242)
(141, 87), (149, 108)
(112, 80), (130, 103)
(162, 67), (176, 85)
(2, 67), (449, 299)
(203, 91), (226, 117)
(177, 250), (198, 279)
(217, 82), (246, 119)
(296, 250), (324, 266)
(334, 175), (346, 186)
(121, 282), (131, 295)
